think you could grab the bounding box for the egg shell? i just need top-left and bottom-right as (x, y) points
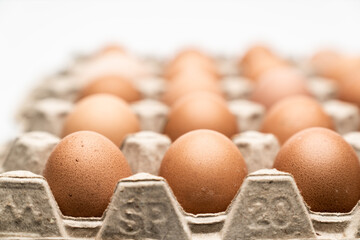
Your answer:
(165, 49), (219, 79)
(97, 44), (127, 56)
(241, 54), (288, 81)
(164, 92), (238, 141)
(328, 57), (360, 83)
(162, 74), (223, 106)
(310, 49), (342, 79)
(167, 66), (219, 82)
(239, 44), (273, 67)
(62, 94), (140, 147)
(338, 68), (360, 108)
(273, 127), (360, 213)
(43, 131), (133, 217)
(78, 75), (141, 102)
(261, 95), (335, 144)
(159, 129), (247, 214)
(251, 67), (311, 108)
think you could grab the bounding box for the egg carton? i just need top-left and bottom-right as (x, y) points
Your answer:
(15, 65), (353, 141)
(16, 95), (359, 145)
(14, 52), (341, 135)
(16, 74), (265, 136)
(0, 129), (279, 177)
(2, 129), (360, 239)
(2, 166), (360, 240)
(5, 54), (360, 239)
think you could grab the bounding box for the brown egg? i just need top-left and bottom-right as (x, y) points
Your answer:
(310, 49), (342, 79)
(338, 68), (360, 108)
(239, 44), (274, 67)
(62, 94), (140, 147)
(162, 73), (223, 106)
(273, 127), (360, 212)
(96, 44), (127, 56)
(243, 55), (288, 81)
(79, 75), (141, 102)
(165, 49), (219, 79)
(43, 131), (132, 217)
(251, 67), (311, 108)
(159, 129), (247, 214)
(167, 65), (219, 82)
(261, 95), (334, 144)
(164, 92), (238, 141)
(240, 45), (289, 81)
(332, 57), (360, 82)
(238, 45), (278, 74)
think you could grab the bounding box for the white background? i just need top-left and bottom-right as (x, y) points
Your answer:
(0, 0), (360, 141)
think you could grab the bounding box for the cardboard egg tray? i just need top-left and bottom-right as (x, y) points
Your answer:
(14, 55), (360, 138)
(2, 54), (360, 239)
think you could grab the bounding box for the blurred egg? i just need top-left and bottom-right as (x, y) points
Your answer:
(43, 131), (132, 217)
(273, 127), (360, 212)
(310, 50), (360, 83)
(167, 66), (219, 82)
(71, 48), (149, 86)
(62, 94), (140, 147)
(165, 49), (219, 79)
(310, 49), (342, 79)
(164, 92), (238, 141)
(332, 57), (360, 82)
(162, 73), (223, 106)
(261, 95), (334, 144)
(251, 67), (311, 108)
(239, 44), (273, 67)
(159, 129), (247, 214)
(243, 55), (288, 81)
(96, 44), (127, 56)
(79, 75), (141, 102)
(338, 68), (360, 108)
(240, 45), (288, 81)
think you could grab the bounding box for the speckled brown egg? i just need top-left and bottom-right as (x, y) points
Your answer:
(251, 67), (311, 108)
(159, 129), (247, 214)
(273, 127), (360, 212)
(164, 92), (238, 141)
(261, 95), (334, 144)
(43, 131), (132, 217)
(78, 75), (141, 102)
(62, 94), (140, 147)
(162, 73), (223, 106)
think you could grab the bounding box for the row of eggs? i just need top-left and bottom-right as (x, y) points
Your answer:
(45, 127), (360, 217)
(34, 44), (360, 218)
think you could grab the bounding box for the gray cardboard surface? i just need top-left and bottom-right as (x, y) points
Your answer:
(0, 171), (67, 238)
(2, 132), (59, 175)
(221, 77), (254, 100)
(228, 100), (265, 132)
(121, 131), (171, 175)
(233, 131), (280, 173)
(21, 99), (73, 137)
(323, 100), (360, 135)
(222, 169), (316, 240)
(96, 173), (192, 240)
(131, 99), (169, 133)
